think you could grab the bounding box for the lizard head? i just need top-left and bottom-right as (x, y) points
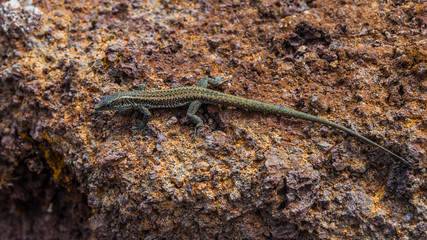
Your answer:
(94, 92), (121, 111)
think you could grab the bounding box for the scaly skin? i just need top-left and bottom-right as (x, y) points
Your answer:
(94, 76), (410, 165)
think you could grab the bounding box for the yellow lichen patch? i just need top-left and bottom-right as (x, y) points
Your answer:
(101, 53), (122, 70)
(102, 57), (110, 69)
(403, 46), (427, 67)
(87, 202), (96, 215)
(18, 131), (33, 142)
(18, 131), (69, 183)
(40, 144), (68, 182)
(40, 131), (54, 144)
(370, 185), (387, 212)
(40, 132), (69, 182)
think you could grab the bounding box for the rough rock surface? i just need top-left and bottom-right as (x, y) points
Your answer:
(0, 0), (426, 239)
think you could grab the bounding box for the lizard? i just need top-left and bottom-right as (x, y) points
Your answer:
(94, 76), (410, 165)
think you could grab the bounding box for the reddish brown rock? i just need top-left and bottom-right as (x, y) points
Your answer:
(1, 0), (426, 239)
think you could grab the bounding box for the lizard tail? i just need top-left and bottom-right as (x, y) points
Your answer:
(275, 105), (410, 165)
(206, 92), (410, 165)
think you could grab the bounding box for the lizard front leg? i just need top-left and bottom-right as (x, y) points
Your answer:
(131, 104), (151, 135)
(136, 84), (146, 91)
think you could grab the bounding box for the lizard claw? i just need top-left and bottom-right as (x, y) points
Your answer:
(214, 76), (232, 84)
(131, 124), (147, 136)
(189, 124), (213, 141)
(189, 127), (199, 141)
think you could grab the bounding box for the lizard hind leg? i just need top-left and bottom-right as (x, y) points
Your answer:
(198, 76), (231, 88)
(187, 100), (205, 140)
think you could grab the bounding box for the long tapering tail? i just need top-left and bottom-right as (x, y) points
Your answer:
(205, 91), (410, 165)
